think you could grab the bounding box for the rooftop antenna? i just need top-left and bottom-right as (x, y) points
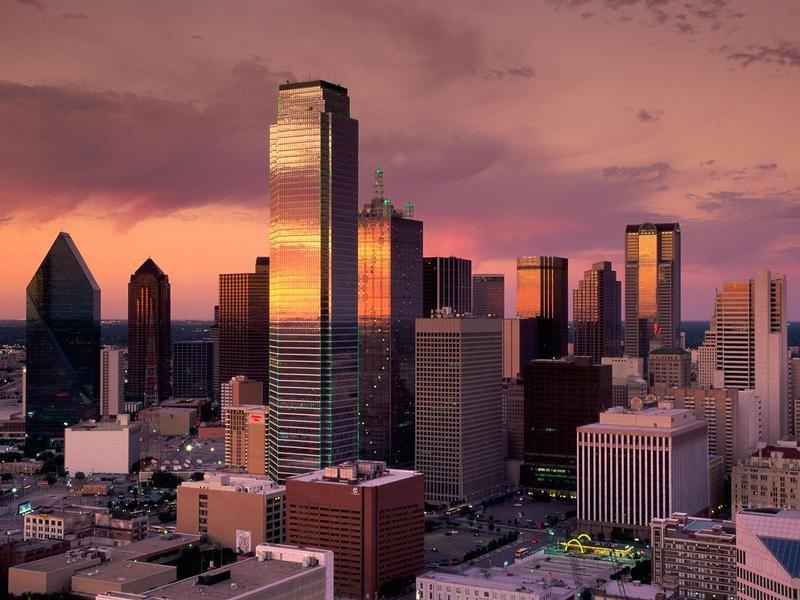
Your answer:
(374, 168), (384, 200)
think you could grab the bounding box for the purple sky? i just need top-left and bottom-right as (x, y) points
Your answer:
(1, 0), (799, 319)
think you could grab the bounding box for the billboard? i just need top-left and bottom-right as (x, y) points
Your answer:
(17, 501), (32, 515)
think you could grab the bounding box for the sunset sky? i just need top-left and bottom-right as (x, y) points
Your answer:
(1, 0), (798, 320)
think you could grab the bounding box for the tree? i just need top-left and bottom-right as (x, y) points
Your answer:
(190, 471), (205, 481)
(150, 471), (182, 489)
(0, 472), (12, 482)
(74, 471), (86, 480)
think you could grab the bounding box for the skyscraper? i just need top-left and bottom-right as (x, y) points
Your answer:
(99, 348), (126, 417)
(172, 340), (214, 399)
(624, 223), (681, 368)
(422, 256), (472, 316)
(711, 271), (788, 441)
(472, 274), (504, 318)
(218, 258), (269, 403)
(573, 261), (621, 364)
(516, 256), (568, 357)
(268, 80), (359, 483)
(127, 258), (171, 403)
(358, 168), (422, 467)
(26, 232), (100, 441)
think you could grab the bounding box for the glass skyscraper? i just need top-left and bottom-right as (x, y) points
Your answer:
(472, 274), (504, 318)
(516, 256), (569, 358)
(127, 258), (171, 403)
(624, 223), (681, 368)
(25, 232), (100, 441)
(573, 261), (622, 364)
(422, 256), (472, 316)
(268, 80), (359, 482)
(358, 168), (422, 467)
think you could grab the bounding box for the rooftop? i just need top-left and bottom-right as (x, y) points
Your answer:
(180, 472), (284, 495)
(11, 552), (99, 573)
(72, 559), (175, 586)
(419, 566), (577, 598)
(289, 461), (421, 488)
(599, 580), (675, 600)
(278, 79), (347, 94)
(67, 418), (140, 432)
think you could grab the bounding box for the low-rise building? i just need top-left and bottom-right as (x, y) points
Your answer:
(139, 406), (196, 437)
(650, 512), (736, 599)
(65, 414), (141, 476)
(0, 460), (42, 474)
(593, 581), (678, 600)
(177, 472), (285, 552)
(736, 508), (800, 600)
(733, 440), (800, 515)
(417, 566), (579, 600)
(578, 397), (709, 538)
(24, 507), (94, 541)
(287, 460), (424, 600)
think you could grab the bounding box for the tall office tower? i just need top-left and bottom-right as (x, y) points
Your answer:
(286, 461), (424, 600)
(422, 256), (472, 316)
(218, 258), (269, 404)
(99, 348), (126, 417)
(220, 375), (263, 426)
(209, 305), (220, 402)
(697, 313), (718, 389)
(127, 258), (171, 403)
(358, 168), (422, 467)
(224, 404), (269, 475)
(415, 318), (504, 505)
(520, 357), (611, 497)
(268, 81), (359, 483)
(577, 401), (708, 538)
(26, 232), (100, 441)
(648, 347), (691, 387)
(624, 223), (681, 371)
(472, 274), (504, 318)
(172, 340), (214, 399)
(516, 256), (568, 357)
(573, 261), (621, 364)
(736, 509), (800, 600)
(503, 378), (525, 461)
(713, 271), (788, 441)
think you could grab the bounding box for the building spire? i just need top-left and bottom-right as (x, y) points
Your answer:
(374, 168), (384, 200)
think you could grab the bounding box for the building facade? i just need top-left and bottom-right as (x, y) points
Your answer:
(577, 401), (709, 538)
(573, 261), (622, 364)
(286, 461), (424, 600)
(521, 357), (612, 496)
(224, 404), (268, 475)
(624, 223), (681, 371)
(100, 348), (126, 417)
(733, 441), (800, 515)
(650, 513), (736, 600)
(516, 256), (568, 357)
(218, 258), (269, 404)
(172, 340), (214, 399)
(65, 414), (141, 476)
(423, 256), (472, 316)
(26, 232), (100, 440)
(648, 348), (692, 387)
(736, 509), (800, 600)
(358, 168), (422, 467)
(415, 318), (505, 505)
(268, 80), (359, 483)
(127, 258), (171, 403)
(472, 274), (504, 318)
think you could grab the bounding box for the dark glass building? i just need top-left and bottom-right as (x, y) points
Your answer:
(472, 274), (504, 318)
(173, 340), (214, 399)
(218, 258), (269, 404)
(516, 256), (568, 357)
(25, 232), (100, 441)
(521, 356), (611, 497)
(624, 223), (681, 372)
(268, 80), (359, 482)
(358, 168), (422, 467)
(127, 258), (171, 403)
(573, 261), (622, 364)
(502, 317), (564, 379)
(423, 256), (472, 317)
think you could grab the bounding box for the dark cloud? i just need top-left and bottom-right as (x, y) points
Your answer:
(484, 66), (536, 80)
(757, 163), (778, 170)
(700, 159), (716, 166)
(0, 215), (14, 225)
(61, 13), (87, 20)
(691, 189), (800, 219)
(16, 0), (46, 9)
(637, 107), (663, 122)
(602, 161), (671, 180)
(192, 35), (205, 40)
(727, 40), (800, 69)
(0, 59), (294, 224)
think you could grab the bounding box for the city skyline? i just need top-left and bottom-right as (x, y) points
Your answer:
(1, 1), (798, 320)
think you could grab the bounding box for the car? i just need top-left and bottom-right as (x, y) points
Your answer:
(449, 530), (458, 535)
(431, 547), (438, 552)
(513, 503), (522, 507)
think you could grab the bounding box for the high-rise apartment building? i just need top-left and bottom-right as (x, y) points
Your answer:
(573, 261), (621, 364)
(286, 461), (424, 600)
(99, 348), (126, 417)
(521, 357), (611, 496)
(358, 168), (422, 467)
(415, 318), (505, 505)
(650, 513), (737, 600)
(127, 258), (171, 403)
(472, 274), (504, 318)
(710, 271), (788, 442)
(224, 404), (268, 475)
(26, 232), (100, 440)
(268, 81), (359, 483)
(736, 508), (800, 600)
(218, 258), (269, 404)
(516, 256), (568, 357)
(423, 256), (472, 316)
(172, 340), (214, 399)
(624, 223), (681, 370)
(577, 401), (709, 538)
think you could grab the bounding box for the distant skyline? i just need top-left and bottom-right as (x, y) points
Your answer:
(1, 0), (798, 320)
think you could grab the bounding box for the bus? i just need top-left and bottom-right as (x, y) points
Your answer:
(515, 547), (531, 559)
